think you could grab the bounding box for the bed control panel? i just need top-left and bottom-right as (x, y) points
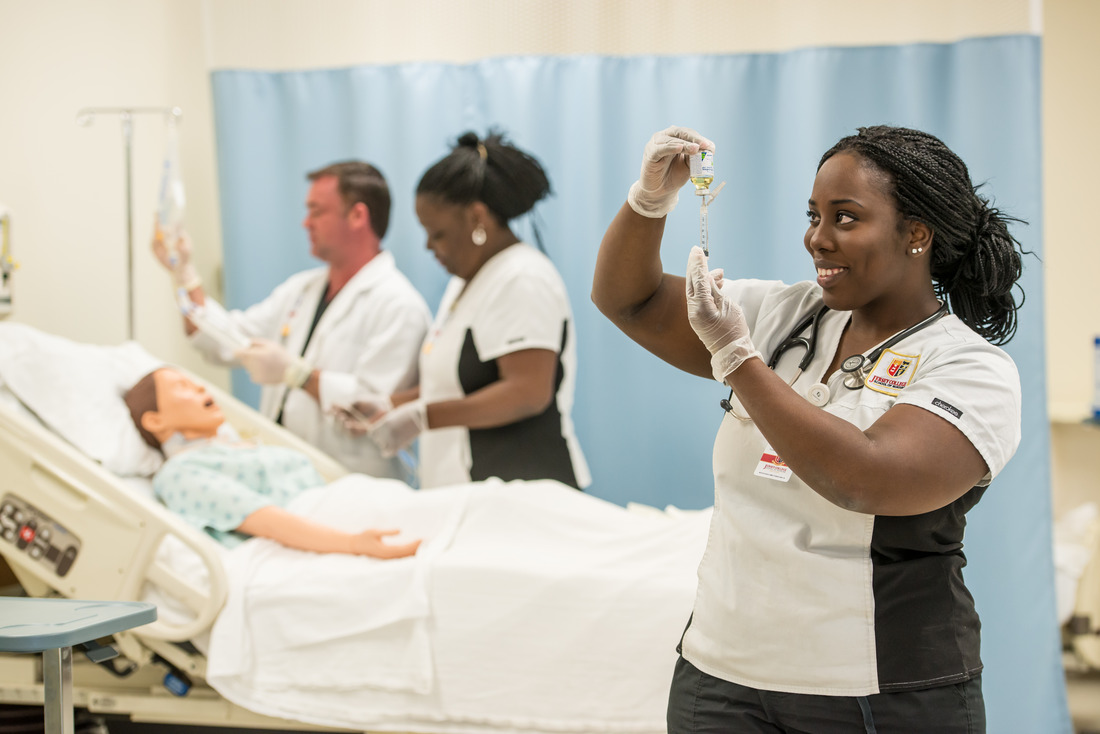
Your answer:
(0, 493), (81, 577)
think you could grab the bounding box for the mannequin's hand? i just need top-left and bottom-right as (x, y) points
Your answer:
(347, 529), (421, 559)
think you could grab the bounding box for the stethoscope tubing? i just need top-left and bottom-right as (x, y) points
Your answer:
(722, 300), (950, 414)
(837, 301), (949, 390)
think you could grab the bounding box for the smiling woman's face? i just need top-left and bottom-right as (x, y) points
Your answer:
(150, 369), (224, 437)
(803, 152), (915, 314)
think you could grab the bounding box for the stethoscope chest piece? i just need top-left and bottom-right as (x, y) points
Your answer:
(840, 354), (870, 390)
(805, 383), (830, 407)
(841, 354), (865, 373)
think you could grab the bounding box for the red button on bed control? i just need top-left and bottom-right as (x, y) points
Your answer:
(19, 526), (35, 543)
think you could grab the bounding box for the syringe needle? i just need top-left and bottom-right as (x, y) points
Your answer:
(700, 198), (709, 257)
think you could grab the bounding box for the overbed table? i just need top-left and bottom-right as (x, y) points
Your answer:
(0, 597), (156, 734)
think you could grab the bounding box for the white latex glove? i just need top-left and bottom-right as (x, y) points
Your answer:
(627, 126), (716, 218)
(368, 400), (427, 458)
(333, 394), (394, 435)
(151, 222), (201, 290)
(685, 246), (761, 383)
(235, 338), (313, 387)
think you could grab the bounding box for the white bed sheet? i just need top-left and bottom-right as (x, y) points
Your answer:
(206, 477), (710, 734)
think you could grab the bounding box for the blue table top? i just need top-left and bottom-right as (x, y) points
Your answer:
(0, 598), (156, 653)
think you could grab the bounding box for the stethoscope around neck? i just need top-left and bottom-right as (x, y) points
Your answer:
(720, 300), (950, 415)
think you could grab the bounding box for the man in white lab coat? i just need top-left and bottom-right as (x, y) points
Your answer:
(158, 161), (430, 480)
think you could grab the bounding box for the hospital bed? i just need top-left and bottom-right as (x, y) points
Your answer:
(0, 323), (709, 734)
(1059, 502), (1100, 670)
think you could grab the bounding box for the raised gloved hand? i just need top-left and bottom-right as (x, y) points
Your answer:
(151, 221), (201, 291)
(686, 246), (761, 383)
(627, 126), (715, 218)
(367, 400), (427, 458)
(235, 338), (313, 388)
(333, 394), (394, 435)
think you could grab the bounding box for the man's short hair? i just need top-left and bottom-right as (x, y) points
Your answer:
(307, 161), (391, 240)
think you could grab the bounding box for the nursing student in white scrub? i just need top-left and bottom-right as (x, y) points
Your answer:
(153, 161), (430, 480)
(345, 131), (590, 491)
(592, 125), (1027, 733)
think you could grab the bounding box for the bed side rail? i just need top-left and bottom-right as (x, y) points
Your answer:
(0, 402), (226, 642)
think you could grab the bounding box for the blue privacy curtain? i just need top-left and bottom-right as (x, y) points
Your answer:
(212, 35), (1066, 733)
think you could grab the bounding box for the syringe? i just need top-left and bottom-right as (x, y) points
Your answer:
(697, 181), (726, 258)
(699, 197), (710, 257)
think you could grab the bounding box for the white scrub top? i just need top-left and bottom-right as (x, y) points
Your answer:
(680, 278), (1021, 696)
(417, 243), (590, 490)
(191, 251), (431, 479)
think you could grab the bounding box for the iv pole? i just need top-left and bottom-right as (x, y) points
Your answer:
(76, 106), (182, 340)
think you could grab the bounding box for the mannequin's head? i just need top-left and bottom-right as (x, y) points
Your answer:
(124, 368), (225, 451)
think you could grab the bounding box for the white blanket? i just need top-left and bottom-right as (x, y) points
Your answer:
(206, 478), (711, 734)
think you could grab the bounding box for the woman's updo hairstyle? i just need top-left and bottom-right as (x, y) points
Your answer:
(818, 126), (1027, 345)
(417, 130), (552, 250)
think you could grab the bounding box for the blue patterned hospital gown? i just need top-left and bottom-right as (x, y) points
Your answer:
(153, 443), (324, 547)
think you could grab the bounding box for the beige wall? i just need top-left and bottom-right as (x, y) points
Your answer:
(1044, 0), (1100, 518)
(204, 0), (1037, 68)
(4, 0), (1090, 516)
(0, 0), (224, 386)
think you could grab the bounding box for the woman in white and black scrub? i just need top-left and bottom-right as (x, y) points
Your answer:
(592, 125), (1028, 734)
(359, 131), (590, 491)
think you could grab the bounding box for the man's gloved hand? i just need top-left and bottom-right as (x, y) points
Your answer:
(627, 126), (715, 218)
(333, 394), (395, 435)
(367, 400), (427, 458)
(685, 246), (761, 383)
(151, 223), (201, 291)
(235, 338), (313, 388)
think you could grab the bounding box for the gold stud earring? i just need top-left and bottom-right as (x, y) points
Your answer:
(472, 226), (487, 246)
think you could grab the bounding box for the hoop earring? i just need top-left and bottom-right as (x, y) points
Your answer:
(472, 226), (487, 246)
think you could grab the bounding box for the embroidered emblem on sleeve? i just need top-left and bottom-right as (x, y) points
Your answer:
(864, 348), (921, 396)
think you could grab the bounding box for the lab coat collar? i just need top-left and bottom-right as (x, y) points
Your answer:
(308, 251), (397, 348)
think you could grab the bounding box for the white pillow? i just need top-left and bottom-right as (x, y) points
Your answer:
(0, 323), (165, 476)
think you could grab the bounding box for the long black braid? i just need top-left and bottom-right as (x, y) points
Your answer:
(819, 126), (1028, 345)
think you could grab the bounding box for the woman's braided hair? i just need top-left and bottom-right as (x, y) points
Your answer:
(819, 126), (1027, 345)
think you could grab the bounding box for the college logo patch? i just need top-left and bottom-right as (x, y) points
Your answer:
(865, 349), (921, 396)
(887, 358), (911, 378)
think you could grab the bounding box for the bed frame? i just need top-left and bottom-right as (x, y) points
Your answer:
(0, 374), (357, 731)
(1068, 521), (1100, 671)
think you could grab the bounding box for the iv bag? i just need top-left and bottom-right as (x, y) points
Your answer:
(156, 116), (186, 261)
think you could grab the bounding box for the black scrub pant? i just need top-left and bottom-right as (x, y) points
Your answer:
(667, 655), (985, 734)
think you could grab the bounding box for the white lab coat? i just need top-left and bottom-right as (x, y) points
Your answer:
(190, 251), (430, 479)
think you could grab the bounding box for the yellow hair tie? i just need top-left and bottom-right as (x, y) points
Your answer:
(476, 143), (488, 160)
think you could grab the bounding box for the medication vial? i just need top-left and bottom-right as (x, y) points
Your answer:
(689, 150), (714, 192)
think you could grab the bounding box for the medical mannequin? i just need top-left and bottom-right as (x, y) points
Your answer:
(153, 161), (431, 480)
(593, 126), (1027, 733)
(124, 368), (419, 559)
(344, 132), (590, 491)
